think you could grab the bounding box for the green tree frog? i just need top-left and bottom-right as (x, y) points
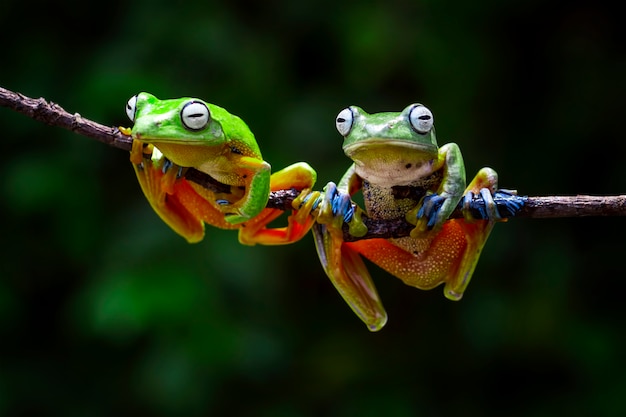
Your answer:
(314, 103), (502, 331)
(121, 92), (318, 245)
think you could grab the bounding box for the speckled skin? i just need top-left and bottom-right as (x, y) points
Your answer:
(313, 104), (498, 331)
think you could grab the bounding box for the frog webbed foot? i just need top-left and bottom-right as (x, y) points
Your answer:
(291, 188), (322, 224)
(493, 189), (526, 218)
(408, 192), (459, 238)
(416, 193), (448, 229)
(461, 188), (525, 222)
(316, 182), (367, 237)
(462, 188), (500, 222)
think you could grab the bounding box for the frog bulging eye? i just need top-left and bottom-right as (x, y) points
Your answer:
(408, 105), (434, 134)
(181, 100), (210, 131)
(336, 107), (354, 136)
(126, 95), (138, 122)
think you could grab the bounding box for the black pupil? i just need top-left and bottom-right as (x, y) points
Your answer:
(187, 113), (204, 119)
(337, 117), (345, 123)
(418, 115), (431, 120)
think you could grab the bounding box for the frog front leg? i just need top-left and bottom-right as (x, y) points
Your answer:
(239, 162), (319, 246)
(409, 142), (466, 235)
(223, 156), (271, 224)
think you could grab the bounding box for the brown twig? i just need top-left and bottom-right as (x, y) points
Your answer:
(0, 87), (134, 151)
(2, 85), (625, 241)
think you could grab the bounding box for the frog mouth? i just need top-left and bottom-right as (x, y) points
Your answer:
(132, 133), (208, 144)
(344, 139), (438, 158)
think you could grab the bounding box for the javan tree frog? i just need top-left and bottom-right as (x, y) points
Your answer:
(314, 103), (502, 331)
(121, 92), (318, 245)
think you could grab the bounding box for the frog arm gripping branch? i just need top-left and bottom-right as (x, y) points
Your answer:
(239, 162), (319, 246)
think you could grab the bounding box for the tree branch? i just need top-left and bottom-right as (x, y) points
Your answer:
(2, 85), (625, 242)
(0, 87), (134, 151)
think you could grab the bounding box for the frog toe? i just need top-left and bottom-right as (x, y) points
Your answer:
(461, 187), (524, 222)
(318, 182), (348, 225)
(418, 193), (447, 228)
(292, 189), (322, 224)
(316, 182), (367, 237)
(493, 190), (527, 218)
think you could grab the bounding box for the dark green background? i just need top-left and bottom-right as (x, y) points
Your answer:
(2, 1), (626, 415)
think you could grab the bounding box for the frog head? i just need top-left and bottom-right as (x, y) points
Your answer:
(335, 104), (438, 186)
(125, 92), (260, 168)
(126, 93), (228, 143)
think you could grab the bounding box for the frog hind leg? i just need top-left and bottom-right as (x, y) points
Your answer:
(347, 224), (467, 297)
(349, 168), (498, 300)
(131, 140), (205, 243)
(348, 220), (482, 300)
(445, 167), (499, 298)
(179, 180), (241, 232)
(312, 223), (388, 331)
(239, 162), (318, 246)
(442, 218), (493, 299)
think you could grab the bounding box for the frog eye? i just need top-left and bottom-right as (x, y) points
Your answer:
(336, 107), (354, 136)
(126, 95), (138, 122)
(181, 100), (210, 131)
(408, 105), (434, 134)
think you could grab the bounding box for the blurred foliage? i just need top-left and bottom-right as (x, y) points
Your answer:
(1, 0), (626, 415)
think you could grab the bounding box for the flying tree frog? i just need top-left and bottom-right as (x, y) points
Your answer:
(121, 92), (318, 245)
(314, 103), (501, 331)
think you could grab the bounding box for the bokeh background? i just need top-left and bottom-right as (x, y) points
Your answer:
(2, 0), (626, 415)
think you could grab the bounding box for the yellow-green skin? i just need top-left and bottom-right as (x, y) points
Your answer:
(125, 92), (317, 246)
(314, 104), (499, 331)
